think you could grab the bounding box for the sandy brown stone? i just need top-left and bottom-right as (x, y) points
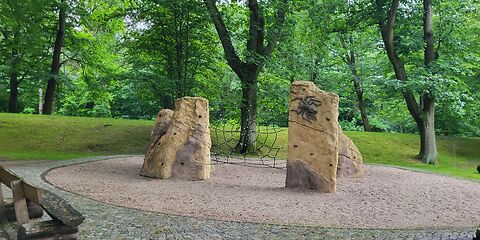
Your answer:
(337, 128), (363, 177)
(286, 160), (334, 192)
(143, 109), (174, 162)
(286, 81), (339, 193)
(140, 97), (211, 180)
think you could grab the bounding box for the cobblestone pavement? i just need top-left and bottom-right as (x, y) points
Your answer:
(2, 156), (478, 240)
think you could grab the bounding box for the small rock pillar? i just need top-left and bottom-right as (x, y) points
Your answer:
(141, 97), (211, 180)
(337, 128), (363, 177)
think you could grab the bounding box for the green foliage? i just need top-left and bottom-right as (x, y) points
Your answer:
(118, 0), (219, 117)
(0, 0), (478, 160)
(0, 0), (54, 112)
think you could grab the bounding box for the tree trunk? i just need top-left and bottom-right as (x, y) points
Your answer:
(347, 50), (370, 132)
(419, 0), (438, 164)
(237, 74), (258, 153)
(8, 71), (19, 113)
(8, 47), (20, 113)
(204, 0), (287, 153)
(419, 95), (437, 164)
(377, 0), (438, 163)
(43, 1), (66, 115)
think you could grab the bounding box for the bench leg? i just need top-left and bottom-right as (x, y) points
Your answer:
(11, 180), (30, 226)
(0, 183), (7, 224)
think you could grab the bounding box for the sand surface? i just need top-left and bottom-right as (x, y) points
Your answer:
(45, 157), (480, 229)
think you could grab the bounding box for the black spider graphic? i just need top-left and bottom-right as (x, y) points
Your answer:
(291, 96), (322, 123)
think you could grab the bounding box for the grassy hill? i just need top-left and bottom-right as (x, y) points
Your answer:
(0, 113), (479, 180)
(0, 113), (152, 160)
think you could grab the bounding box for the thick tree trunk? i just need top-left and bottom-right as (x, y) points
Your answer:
(347, 51), (370, 132)
(419, 0), (438, 163)
(419, 95), (437, 164)
(237, 75), (258, 153)
(377, 0), (438, 163)
(43, 1), (66, 115)
(204, 0), (287, 153)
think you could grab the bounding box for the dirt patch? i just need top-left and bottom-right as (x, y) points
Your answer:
(46, 157), (480, 229)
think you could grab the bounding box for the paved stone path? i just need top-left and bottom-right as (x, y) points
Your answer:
(2, 156), (478, 240)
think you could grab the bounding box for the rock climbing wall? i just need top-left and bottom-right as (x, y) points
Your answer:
(286, 81), (340, 193)
(140, 97), (211, 180)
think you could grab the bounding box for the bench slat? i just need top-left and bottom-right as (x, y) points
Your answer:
(0, 166), (84, 227)
(0, 167), (43, 204)
(0, 183), (6, 224)
(41, 190), (85, 227)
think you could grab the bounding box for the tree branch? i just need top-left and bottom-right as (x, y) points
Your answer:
(60, 52), (82, 66)
(263, 0), (288, 57)
(247, 0), (265, 53)
(203, 0), (244, 78)
(376, 0), (422, 120)
(435, 28), (453, 59)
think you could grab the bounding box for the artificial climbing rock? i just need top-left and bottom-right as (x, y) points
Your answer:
(286, 81), (339, 193)
(140, 97), (211, 180)
(337, 128), (363, 177)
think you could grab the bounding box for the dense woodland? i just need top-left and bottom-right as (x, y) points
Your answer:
(0, 0), (479, 163)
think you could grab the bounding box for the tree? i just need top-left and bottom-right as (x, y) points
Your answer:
(0, 0), (51, 113)
(123, 0), (217, 112)
(339, 38), (371, 131)
(376, 0), (439, 163)
(327, 0), (375, 132)
(3, 31), (20, 113)
(284, 0), (375, 131)
(43, 0), (67, 114)
(204, 0), (288, 153)
(58, 0), (131, 117)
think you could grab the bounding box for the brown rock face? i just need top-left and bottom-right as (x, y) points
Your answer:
(286, 81), (339, 192)
(337, 129), (363, 177)
(144, 109), (174, 158)
(140, 97), (211, 180)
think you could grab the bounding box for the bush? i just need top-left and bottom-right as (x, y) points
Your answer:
(21, 107), (36, 114)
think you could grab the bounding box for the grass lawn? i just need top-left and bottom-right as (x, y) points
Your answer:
(0, 113), (479, 180)
(0, 113), (152, 160)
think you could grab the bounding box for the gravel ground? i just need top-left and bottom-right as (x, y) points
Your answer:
(45, 156), (480, 229)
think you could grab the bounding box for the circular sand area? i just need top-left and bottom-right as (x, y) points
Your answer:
(45, 157), (480, 229)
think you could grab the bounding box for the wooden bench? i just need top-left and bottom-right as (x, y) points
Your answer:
(0, 166), (85, 239)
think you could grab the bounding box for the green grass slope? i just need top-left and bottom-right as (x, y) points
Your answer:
(0, 113), (152, 160)
(0, 113), (479, 180)
(347, 131), (480, 180)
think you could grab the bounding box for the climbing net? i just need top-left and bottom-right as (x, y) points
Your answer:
(209, 103), (287, 169)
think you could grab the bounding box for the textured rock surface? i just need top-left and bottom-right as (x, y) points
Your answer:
(286, 81), (339, 192)
(140, 97), (211, 180)
(337, 128), (363, 177)
(143, 109), (174, 161)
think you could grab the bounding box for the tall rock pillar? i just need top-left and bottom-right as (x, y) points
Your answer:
(286, 81), (339, 192)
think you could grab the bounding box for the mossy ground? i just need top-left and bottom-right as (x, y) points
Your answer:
(0, 113), (479, 180)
